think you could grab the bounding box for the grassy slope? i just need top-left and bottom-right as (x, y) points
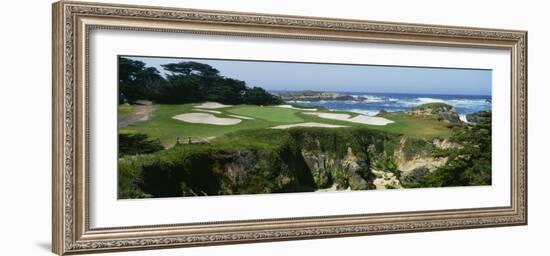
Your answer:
(372, 112), (453, 138)
(117, 104), (133, 120)
(119, 103), (452, 146)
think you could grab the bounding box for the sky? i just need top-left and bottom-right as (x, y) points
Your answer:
(125, 56), (492, 96)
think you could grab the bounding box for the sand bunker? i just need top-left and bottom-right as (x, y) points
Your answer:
(350, 115), (394, 125)
(193, 109), (222, 114)
(172, 113), (241, 125)
(271, 122), (348, 129)
(304, 112), (394, 126)
(275, 105), (318, 111)
(227, 114), (254, 120)
(195, 102), (232, 109)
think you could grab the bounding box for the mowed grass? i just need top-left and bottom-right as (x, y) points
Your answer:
(119, 103), (452, 146)
(117, 104), (133, 119)
(372, 112), (453, 138)
(226, 105), (304, 123)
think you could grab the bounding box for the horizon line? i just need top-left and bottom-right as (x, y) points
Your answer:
(268, 89), (491, 97)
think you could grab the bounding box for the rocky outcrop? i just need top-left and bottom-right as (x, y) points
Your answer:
(301, 147), (373, 191)
(393, 137), (449, 175)
(217, 137), (453, 193)
(341, 148), (371, 190)
(407, 103), (461, 123)
(126, 128), (461, 198)
(222, 150), (257, 188)
(274, 90), (357, 102)
(396, 155), (447, 175)
(432, 138), (455, 149)
(301, 150), (334, 188)
(372, 169), (402, 189)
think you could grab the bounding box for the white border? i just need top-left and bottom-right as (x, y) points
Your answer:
(89, 29), (511, 228)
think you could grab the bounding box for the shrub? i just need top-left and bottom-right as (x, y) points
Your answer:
(118, 133), (164, 157)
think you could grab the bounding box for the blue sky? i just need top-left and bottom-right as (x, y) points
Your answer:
(125, 56), (492, 96)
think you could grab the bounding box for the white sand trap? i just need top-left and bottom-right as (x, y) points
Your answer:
(193, 109), (222, 114)
(227, 114), (254, 120)
(275, 105), (318, 111)
(195, 102), (232, 109)
(306, 112), (351, 119)
(271, 122), (348, 129)
(172, 113), (241, 125)
(304, 112), (394, 126)
(349, 115), (394, 125)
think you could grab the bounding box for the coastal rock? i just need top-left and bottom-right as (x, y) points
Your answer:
(432, 138), (458, 150)
(274, 90), (355, 102)
(301, 147), (372, 190)
(222, 150), (256, 188)
(219, 150), (297, 195)
(407, 103), (461, 123)
(372, 169), (402, 189)
(301, 150), (334, 188)
(342, 147), (371, 190)
(393, 137), (448, 175)
(396, 155), (447, 175)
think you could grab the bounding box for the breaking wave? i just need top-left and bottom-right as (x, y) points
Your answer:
(288, 92), (491, 117)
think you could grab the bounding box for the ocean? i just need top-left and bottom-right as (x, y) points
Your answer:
(286, 92), (492, 122)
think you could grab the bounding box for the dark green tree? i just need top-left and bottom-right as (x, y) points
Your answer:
(428, 110), (492, 187)
(203, 77), (247, 104)
(154, 75), (204, 104)
(118, 57), (283, 106)
(118, 133), (164, 157)
(118, 57), (163, 103)
(243, 86), (282, 105)
(162, 61), (220, 77)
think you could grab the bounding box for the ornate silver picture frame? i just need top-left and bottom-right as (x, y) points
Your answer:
(52, 1), (527, 255)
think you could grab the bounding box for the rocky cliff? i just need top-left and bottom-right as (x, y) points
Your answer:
(407, 103), (461, 123)
(119, 127), (457, 198)
(301, 147), (374, 191)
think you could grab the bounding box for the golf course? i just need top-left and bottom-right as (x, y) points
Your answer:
(116, 56), (492, 199)
(118, 102), (453, 147)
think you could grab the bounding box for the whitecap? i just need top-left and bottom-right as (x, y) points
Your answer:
(347, 109), (380, 116)
(459, 114), (469, 123)
(417, 97), (445, 103)
(362, 95), (385, 103)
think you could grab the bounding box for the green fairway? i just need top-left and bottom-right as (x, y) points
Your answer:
(117, 104), (133, 119)
(119, 103), (452, 146)
(226, 105), (305, 123)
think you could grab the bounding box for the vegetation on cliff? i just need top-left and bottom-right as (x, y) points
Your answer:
(119, 127), (395, 198)
(118, 111), (491, 198)
(400, 110), (492, 188)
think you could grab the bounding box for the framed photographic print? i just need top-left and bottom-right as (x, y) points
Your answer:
(52, 1), (527, 255)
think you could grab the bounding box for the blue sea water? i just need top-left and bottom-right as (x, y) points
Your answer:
(286, 92), (491, 122)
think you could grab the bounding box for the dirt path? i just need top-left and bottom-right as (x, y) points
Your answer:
(118, 104), (154, 128)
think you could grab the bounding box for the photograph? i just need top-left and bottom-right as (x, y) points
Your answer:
(48, 2), (530, 254)
(117, 56), (493, 199)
